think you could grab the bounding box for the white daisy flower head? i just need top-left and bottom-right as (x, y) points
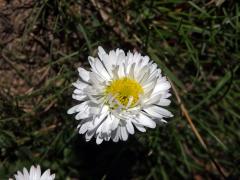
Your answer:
(9, 165), (55, 180)
(68, 46), (173, 144)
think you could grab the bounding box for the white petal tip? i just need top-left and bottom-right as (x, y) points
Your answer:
(67, 107), (76, 114)
(96, 137), (103, 144)
(161, 119), (168, 123)
(51, 174), (56, 179)
(98, 46), (105, 53)
(67, 110), (72, 114)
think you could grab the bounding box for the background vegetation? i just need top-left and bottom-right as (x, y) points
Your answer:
(0, 0), (239, 179)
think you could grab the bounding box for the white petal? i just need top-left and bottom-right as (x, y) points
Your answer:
(134, 124), (146, 132)
(72, 94), (87, 101)
(157, 98), (171, 106)
(152, 81), (171, 94)
(79, 122), (90, 134)
(73, 89), (84, 95)
(29, 166), (36, 180)
(92, 106), (109, 128)
(144, 106), (163, 119)
(136, 113), (156, 128)
(101, 53), (114, 77)
(50, 174), (55, 180)
(111, 50), (125, 66)
(78, 67), (90, 82)
(139, 69), (151, 85)
(29, 168), (33, 179)
(112, 127), (120, 142)
(85, 131), (95, 141)
(72, 80), (88, 90)
(141, 56), (150, 67)
(40, 169), (50, 180)
(144, 105), (173, 118)
(15, 171), (24, 180)
(89, 106), (100, 115)
(88, 57), (110, 80)
(162, 92), (171, 98)
(98, 46), (106, 55)
(117, 64), (125, 78)
(67, 101), (89, 114)
(96, 136), (103, 144)
(110, 115), (120, 131)
(159, 119), (167, 123)
(103, 134), (111, 141)
(126, 121), (134, 134)
(142, 79), (157, 95)
(36, 165), (41, 179)
(135, 65), (148, 82)
(149, 62), (158, 73)
(120, 126), (128, 141)
(143, 93), (162, 105)
(151, 106), (173, 117)
(23, 168), (29, 179)
(100, 115), (112, 134)
(75, 110), (91, 120)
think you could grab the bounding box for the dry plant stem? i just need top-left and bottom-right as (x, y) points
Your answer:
(172, 84), (207, 149)
(170, 81), (227, 179)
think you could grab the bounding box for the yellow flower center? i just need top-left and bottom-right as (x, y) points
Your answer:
(105, 77), (144, 108)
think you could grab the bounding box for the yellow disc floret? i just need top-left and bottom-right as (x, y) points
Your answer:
(105, 77), (144, 108)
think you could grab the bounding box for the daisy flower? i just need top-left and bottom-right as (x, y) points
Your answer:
(68, 46), (173, 144)
(9, 165), (55, 180)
